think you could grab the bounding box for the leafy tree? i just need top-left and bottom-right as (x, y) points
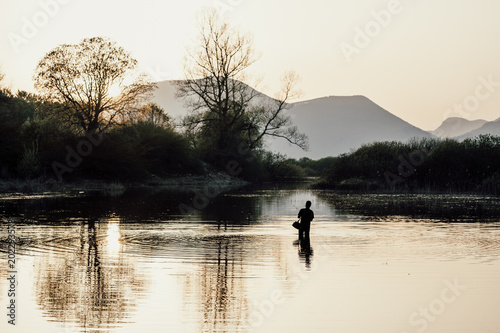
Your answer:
(34, 37), (154, 134)
(176, 10), (307, 160)
(132, 102), (171, 128)
(76, 122), (201, 179)
(0, 88), (36, 177)
(17, 142), (41, 178)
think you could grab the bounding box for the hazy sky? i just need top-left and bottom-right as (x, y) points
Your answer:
(1, 0), (499, 130)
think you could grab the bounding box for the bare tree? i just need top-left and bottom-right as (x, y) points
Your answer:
(176, 10), (308, 153)
(34, 37), (154, 134)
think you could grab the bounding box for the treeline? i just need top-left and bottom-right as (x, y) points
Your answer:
(0, 86), (310, 183)
(315, 136), (500, 194)
(0, 87), (202, 181)
(4, 83), (500, 193)
(267, 156), (337, 179)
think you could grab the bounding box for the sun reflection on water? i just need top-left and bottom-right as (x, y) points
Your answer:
(105, 217), (122, 257)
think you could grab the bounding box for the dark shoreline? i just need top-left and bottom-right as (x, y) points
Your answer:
(3, 174), (500, 197)
(0, 171), (249, 197)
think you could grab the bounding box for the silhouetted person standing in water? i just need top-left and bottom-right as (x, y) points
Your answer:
(298, 201), (314, 240)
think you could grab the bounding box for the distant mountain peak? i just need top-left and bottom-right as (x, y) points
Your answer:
(432, 117), (488, 138)
(270, 95), (434, 159)
(456, 118), (500, 140)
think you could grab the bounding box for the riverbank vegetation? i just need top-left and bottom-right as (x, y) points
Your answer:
(314, 136), (500, 194)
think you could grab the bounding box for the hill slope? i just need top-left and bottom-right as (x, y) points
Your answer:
(151, 80), (188, 118)
(456, 118), (500, 140)
(266, 96), (435, 159)
(151, 80), (274, 119)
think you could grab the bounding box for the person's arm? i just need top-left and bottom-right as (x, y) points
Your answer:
(311, 211), (314, 221)
(298, 209), (302, 219)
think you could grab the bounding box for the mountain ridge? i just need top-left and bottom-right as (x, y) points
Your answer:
(150, 80), (442, 159)
(270, 95), (434, 159)
(431, 117), (488, 138)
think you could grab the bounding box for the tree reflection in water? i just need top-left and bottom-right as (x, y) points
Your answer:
(182, 235), (248, 332)
(33, 217), (148, 331)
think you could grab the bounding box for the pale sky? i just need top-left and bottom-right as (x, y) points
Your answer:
(1, 0), (500, 130)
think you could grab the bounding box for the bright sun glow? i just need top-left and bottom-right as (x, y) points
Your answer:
(108, 84), (122, 98)
(106, 218), (121, 257)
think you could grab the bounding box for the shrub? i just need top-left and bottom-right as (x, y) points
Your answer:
(17, 143), (41, 178)
(76, 122), (202, 180)
(318, 136), (500, 193)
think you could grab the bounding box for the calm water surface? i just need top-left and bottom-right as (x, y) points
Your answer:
(0, 185), (499, 333)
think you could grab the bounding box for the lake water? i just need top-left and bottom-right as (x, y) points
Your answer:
(1, 184), (499, 333)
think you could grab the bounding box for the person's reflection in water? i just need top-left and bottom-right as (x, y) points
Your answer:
(299, 235), (314, 269)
